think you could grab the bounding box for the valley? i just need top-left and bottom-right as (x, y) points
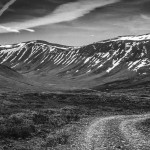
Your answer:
(0, 34), (150, 92)
(0, 34), (150, 149)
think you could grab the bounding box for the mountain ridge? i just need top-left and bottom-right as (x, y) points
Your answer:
(0, 33), (150, 91)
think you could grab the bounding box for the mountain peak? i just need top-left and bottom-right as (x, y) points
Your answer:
(97, 33), (150, 44)
(114, 33), (150, 41)
(0, 33), (150, 91)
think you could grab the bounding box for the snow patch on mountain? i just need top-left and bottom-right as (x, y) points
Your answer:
(0, 34), (150, 78)
(112, 34), (150, 42)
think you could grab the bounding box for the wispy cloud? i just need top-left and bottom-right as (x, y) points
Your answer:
(0, 0), (119, 33)
(140, 14), (150, 20)
(0, 25), (35, 33)
(23, 29), (35, 32)
(0, 0), (16, 17)
(0, 25), (19, 33)
(111, 14), (150, 34)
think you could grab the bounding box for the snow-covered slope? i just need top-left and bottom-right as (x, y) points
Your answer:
(0, 34), (150, 90)
(0, 40), (73, 72)
(114, 34), (150, 41)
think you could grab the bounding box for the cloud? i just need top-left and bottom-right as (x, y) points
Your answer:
(0, 25), (35, 33)
(111, 14), (150, 34)
(140, 14), (150, 20)
(0, 0), (119, 33)
(0, 0), (16, 17)
(0, 25), (19, 33)
(46, 0), (70, 4)
(23, 29), (35, 32)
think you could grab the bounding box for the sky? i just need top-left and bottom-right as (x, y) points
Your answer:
(0, 0), (150, 46)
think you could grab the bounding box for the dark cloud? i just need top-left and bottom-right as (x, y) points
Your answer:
(1, 0), (150, 46)
(0, 0), (77, 23)
(46, 0), (77, 4)
(76, 0), (150, 24)
(0, 0), (58, 23)
(140, 1), (150, 13)
(0, 0), (119, 33)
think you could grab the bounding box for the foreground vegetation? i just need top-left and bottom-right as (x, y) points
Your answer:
(0, 91), (150, 150)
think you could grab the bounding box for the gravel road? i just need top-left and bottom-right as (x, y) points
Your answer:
(72, 114), (150, 150)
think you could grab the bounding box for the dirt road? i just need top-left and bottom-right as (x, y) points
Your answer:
(72, 114), (150, 150)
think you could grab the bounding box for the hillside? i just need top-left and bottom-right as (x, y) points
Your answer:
(0, 34), (150, 91)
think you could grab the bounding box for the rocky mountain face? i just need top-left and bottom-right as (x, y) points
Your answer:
(0, 34), (150, 91)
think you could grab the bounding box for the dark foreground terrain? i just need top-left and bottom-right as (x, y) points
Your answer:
(0, 34), (150, 149)
(0, 90), (150, 150)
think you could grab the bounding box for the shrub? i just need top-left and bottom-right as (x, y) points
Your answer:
(32, 113), (49, 125)
(8, 112), (33, 125)
(61, 106), (81, 122)
(46, 134), (69, 147)
(49, 114), (67, 128)
(8, 115), (24, 125)
(45, 132), (70, 147)
(141, 118), (150, 127)
(0, 123), (36, 139)
(0, 113), (36, 139)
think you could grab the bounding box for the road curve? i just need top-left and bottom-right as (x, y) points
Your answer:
(72, 114), (150, 150)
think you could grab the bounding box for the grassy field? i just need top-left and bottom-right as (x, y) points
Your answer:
(0, 91), (150, 150)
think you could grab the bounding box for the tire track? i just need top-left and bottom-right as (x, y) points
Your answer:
(120, 114), (150, 150)
(72, 114), (150, 150)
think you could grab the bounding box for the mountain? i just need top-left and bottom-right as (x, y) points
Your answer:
(0, 34), (150, 91)
(0, 64), (39, 93)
